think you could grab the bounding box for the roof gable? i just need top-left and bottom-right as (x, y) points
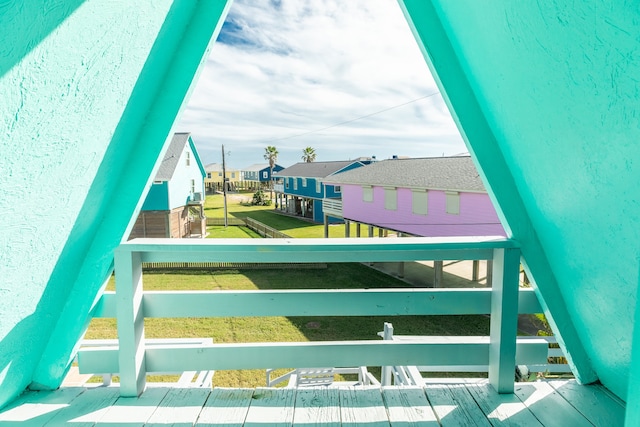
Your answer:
(154, 133), (191, 181)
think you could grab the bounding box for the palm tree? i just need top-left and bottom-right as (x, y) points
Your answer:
(301, 146), (316, 163)
(263, 145), (278, 199)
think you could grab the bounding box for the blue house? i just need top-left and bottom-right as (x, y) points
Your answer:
(129, 132), (206, 239)
(273, 159), (372, 222)
(241, 163), (284, 190)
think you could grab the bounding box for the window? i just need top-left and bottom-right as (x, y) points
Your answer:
(231, 172), (236, 178)
(446, 191), (460, 215)
(218, 172), (222, 177)
(207, 173), (211, 179)
(384, 187), (397, 210)
(334, 186), (341, 193)
(190, 179), (195, 194)
(362, 186), (373, 202)
(262, 171), (268, 179)
(301, 178), (307, 187)
(412, 190), (428, 215)
(285, 179), (290, 189)
(316, 180), (322, 193)
(293, 178), (298, 190)
(186, 152), (191, 166)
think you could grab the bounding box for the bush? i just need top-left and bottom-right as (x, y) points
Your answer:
(251, 190), (270, 206)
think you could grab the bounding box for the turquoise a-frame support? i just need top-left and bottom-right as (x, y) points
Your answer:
(0, 0), (232, 408)
(399, 0), (640, 402)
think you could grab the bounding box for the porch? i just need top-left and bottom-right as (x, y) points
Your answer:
(0, 379), (624, 426)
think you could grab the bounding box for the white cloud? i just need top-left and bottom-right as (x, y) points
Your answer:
(176, 0), (466, 168)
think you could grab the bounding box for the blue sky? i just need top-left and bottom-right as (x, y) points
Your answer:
(176, 0), (467, 169)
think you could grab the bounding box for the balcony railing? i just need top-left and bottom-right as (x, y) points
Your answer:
(322, 198), (343, 217)
(78, 237), (550, 397)
(274, 183), (284, 193)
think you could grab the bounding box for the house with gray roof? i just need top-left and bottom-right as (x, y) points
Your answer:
(323, 156), (505, 237)
(273, 159), (373, 222)
(241, 163), (284, 190)
(129, 132), (206, 239)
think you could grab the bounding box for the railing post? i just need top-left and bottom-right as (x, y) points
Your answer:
(489, 247), (520, 393)
(380, 322), (394, 386)
(115, 247), (146, 397)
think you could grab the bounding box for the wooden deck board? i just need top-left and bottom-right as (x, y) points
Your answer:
(383, 386), (440, 426)
(43, 386), (120, 427)
(513, 381), (593, 427)
(0, 379), (625, 426)
(145, 387), (210, 427)
(95, 387), (170, 426)
(293, 387), (341, 426)
(425, 384), (492, 426)
(196, 387), (253, 426)
(340, 387), (390, 426)
(549, 380), (625, 427)
(243, 387), (295, 426)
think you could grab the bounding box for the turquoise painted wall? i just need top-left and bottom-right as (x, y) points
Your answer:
(400, 0), (639, 400)
(0, 0), (231, 408)
(142, 182), (170, 211)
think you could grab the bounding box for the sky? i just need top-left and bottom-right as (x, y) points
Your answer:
(176, 0), (467, 169)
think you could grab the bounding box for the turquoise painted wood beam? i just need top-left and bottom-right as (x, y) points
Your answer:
(92, 288), (542, 318)
(397, 0), (596, 383)
(625, 268), (640, 426)
(78, 338), (549, 374)
(30, 0), (233, 391)
(123, 236), (513, 263)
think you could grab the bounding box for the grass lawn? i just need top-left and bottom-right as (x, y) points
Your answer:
(86, 193), (489, 387)
(205, 192), (383, 238)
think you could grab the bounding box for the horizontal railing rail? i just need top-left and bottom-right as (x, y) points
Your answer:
(79, 237), (548, 397)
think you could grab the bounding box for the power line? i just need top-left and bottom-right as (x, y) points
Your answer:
(262, 92), (441, 144)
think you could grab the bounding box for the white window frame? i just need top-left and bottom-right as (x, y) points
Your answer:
(446, 191), (460, 215)
(384, 187), (397, 210)
(186, 151), (191, 166)
(334, 185), (341, 193)
(316, 180), (322, 194)
(362, 185), (373, 202)
(412, 189), (428, 215)
(262, 171), (268, 179)
(293, 178), (298, 190)
(190, 179), (196, 194)
(301, 178), (307, 187)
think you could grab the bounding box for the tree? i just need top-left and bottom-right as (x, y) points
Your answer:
(301, 146), (316, 163)
(263, 145), (278, 200)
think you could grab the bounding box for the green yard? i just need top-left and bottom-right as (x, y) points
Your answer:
(86, 193), (490, 387)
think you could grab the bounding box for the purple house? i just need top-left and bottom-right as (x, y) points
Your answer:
(323, 156), (505, 237)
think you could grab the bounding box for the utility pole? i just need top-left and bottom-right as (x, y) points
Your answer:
(222, 144), (228, 227)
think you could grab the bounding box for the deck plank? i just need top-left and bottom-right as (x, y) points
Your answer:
(145, 387), (211, 427)
(0, 387), (85, 427)
(244, 387), (295, 426)
(464, 381), (543, 426)
(293, 387), (341, 426)
(513, 381), (592, 427)
(340, 387), (390, 427)
(196, 388), (253, 426)
(549, 380), (625, 427)
(382, 386), (439, 426)
(43, 386), (120, 426)
(425, 384), (492, 427)
(93, 387), (170, 426)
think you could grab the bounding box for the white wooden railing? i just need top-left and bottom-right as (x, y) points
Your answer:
(322, 198), (343, 217)
(78, 237), (550, 397)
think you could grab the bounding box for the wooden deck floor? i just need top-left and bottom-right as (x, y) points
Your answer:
(0, 379), (625, 426)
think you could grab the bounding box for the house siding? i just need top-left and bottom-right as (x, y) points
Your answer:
(341, 185), (505, 237)
(167, 143), (204, 210)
